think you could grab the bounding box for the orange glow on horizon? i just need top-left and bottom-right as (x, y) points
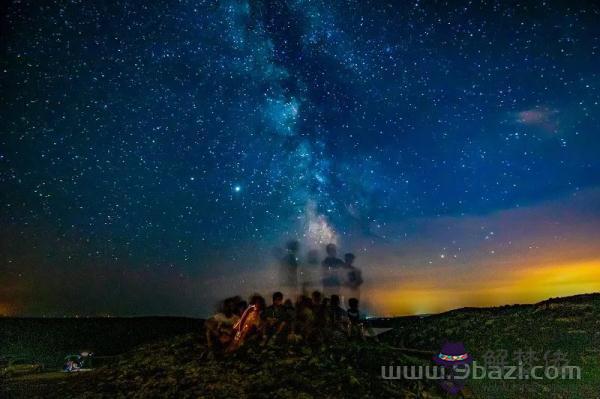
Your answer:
(0, 303), (13, 317)
(364, 259), (600, 316)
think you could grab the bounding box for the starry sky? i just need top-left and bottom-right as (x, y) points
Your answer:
(1, 0), (599, 317)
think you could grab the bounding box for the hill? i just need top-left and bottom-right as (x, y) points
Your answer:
(378, 293), (600, 398)
(2, 293), (599, 398)
(0, 317), (202, 369)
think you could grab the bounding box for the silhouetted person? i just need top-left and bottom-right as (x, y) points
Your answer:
(206, 297), (239, 349)
(294, 295), (315, 340)
(282, 298), (298, 342)
(235, 299), (248, 318)
(343, 253), (363, 301)
(264, 292), (289, 341)
(281, 240), (300, 294)
(347, 298), (360, 323)
(264, 292), (284, 319)
(311, 290), (327, 336)
(283, 299), (296, 321)
(347, 298), (362, 339)
(228, 294), (265, 352)
(329, 294), (348, 330)
(321, 243), (344, 296)
(311, 290), (322, 307)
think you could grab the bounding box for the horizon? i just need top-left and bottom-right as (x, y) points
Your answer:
(3, 291), (599, 319)
(3, 291), (599, 320)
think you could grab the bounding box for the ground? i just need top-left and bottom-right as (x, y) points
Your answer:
(1, 294), (599, 398)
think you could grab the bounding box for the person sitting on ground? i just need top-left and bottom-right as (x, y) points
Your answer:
(329, 294), (348, 330)
(283, 298), (295, 320)
(264, 291), (285, 320)
(235, 298), (248, 317)
(205, 297), (239, 350)
(311, 290), (322, 308)
(346, 297), (363, 339)
(310, 290), (329, 341)
(293, 295), (315, 341)
(311, 290), (327, 325)
(227, 294), (265, 352)
(283, 298), (301, 343)
(263, 291), (289, 342)
(321, 297), (330, 310)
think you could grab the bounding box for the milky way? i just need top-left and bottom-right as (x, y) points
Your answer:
(1, 1), (599, 316)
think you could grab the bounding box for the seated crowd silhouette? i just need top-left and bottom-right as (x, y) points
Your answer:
(205, 242), (367, 352)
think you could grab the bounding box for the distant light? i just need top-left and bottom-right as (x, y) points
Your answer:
(234, 185), (241, 192)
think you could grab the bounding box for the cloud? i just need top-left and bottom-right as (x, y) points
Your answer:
(514, 107), (559, 132)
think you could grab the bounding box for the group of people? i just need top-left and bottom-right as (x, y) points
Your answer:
(205, 242), (367, 352)
(205, 290), (365, 352)
(281, 242), (363, 301)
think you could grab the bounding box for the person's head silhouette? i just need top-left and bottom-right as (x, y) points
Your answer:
(325, 243), (337, 257)
(286, 240), (299, 254)
(311, 290), (322, 305)
(249, 294), (265, 310)
(272, 291), (283, 306)
(344, 253), (355, 265)
(348, 297), (359, 310)
(331, 294), (341, 307)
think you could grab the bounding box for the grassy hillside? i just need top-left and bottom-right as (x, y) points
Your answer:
(5, 332), (448, 398)
(0, 317), (203, 369)
(379, 293), (600, 398)
(2, 294), (599, 398)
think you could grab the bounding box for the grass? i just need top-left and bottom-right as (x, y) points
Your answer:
(2, 293), (599, 398)
(0, 316), (202, 369)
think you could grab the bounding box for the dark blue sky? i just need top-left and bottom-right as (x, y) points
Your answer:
(1, 0), (599, 316)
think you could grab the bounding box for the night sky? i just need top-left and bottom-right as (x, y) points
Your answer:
(2, 0), (599, 317)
